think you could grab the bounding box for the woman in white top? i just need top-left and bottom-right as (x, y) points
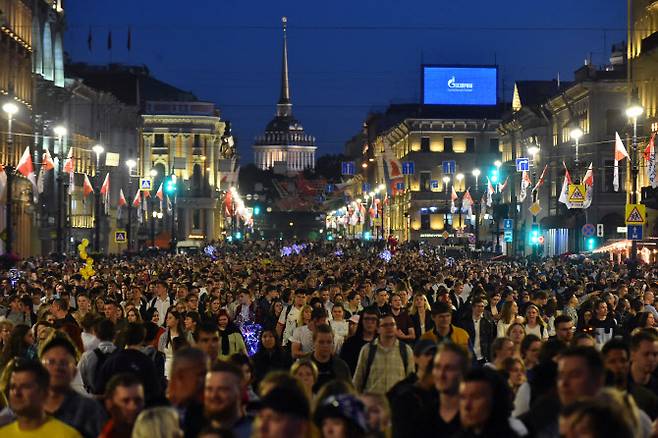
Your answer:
(330, 303), (349, 353)
(497, 301), (520, 338)
(524, 304), (549, 340)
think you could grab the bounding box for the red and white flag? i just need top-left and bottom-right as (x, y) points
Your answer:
(63, 148), (74, 174)
(155, 181), (164, 211)
(614, 132), (629, 192)
(533, 164), (548, 192)
(100, 174), (110, 213)
(498, 176), (509, 192)
(644, 132), (657, 189)
(558, 162), (572, 206)
(486, 177), (494, 207)
(462, 188), (473, 216)
(0, 165), (6, 203)
(42, 149), (55, 171)
(582, 163), (594, 209)
(519, 171), (532, 202)
(16, 147), (34, 178)
(132, 189), (141, 207)
(82, 174), (94, 198)
(117, 188), (127, 220)
(450, 185), (458, 213)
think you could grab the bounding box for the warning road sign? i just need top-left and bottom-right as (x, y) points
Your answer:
(115, 230), (127, 243)
(625, 203), (646, 224)
(568, 184), (586, 204)
(139, 178), (152, 191)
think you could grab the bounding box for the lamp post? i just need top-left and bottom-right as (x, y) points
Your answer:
(3, 102), (18, 255)
(493, 160), (502, 253)
(528, 144), (540, 257)
(377, 183), (386, 239)
(442, 175), (451, 232)
(570, 126), (584, 252)
(472, 168), (481, 246)
(92, 144), (104, 253)
(53, 125), (67, 256)
(125, 159), (136, 253)
(170, 173), (178, 254)
(456, 172), (464, 232)
(626, 94), (643, 270)
(149, 169), (157, 247)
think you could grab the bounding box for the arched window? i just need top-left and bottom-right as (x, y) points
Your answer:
(54, 33), (64, 87)
(192, 163), (202, 195)
(32, 18), (42, 75)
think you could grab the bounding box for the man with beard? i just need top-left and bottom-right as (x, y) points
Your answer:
(99, 374), (145, 438)
(0, 359), (81, 437)
(203, 361), (252, 438)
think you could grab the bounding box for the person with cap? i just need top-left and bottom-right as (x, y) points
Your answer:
(420, 302), (470, 350)
(0, 358), (82, 437)
(254, 381), (310, 438)
(314, 394), (369, 438)
(203, 360), (252, 438)
(39, 331), (107, 438)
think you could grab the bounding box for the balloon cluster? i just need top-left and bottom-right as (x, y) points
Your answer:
(77, 239), (96, 280)
(378, 249), (392, 263)
(239, 321), (262, 357)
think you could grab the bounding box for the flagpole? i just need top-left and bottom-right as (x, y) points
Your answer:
(54, 126), (67, 256)
(93, 145), (105, 253)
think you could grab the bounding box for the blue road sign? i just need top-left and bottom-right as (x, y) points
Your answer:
(396, 182), (405, 191)
(430, 180), (439, 190)
(442, 160), (456, 174)
(402, 161), (415, 175)
(362, 183), (371, 193)
(341, 162), (355, 176)
(503, 218), (514, 230)
(504, 230), (513, 242)
(628, 225), (643, 240)
(516, 157), (530, 172)
(326, 184), (334, 193)
(582, 223), (595, 238)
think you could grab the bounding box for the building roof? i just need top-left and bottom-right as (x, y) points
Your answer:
(513, 80), (568, 109)
(65, 63), (197, 108)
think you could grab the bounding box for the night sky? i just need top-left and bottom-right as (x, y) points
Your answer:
(64, 0), (626, 162)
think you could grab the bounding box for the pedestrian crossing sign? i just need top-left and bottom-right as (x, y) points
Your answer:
(567, 184), (586, 204)
(115, 230), (127, 243)
(139, 178), (152, 191)
(625, 203), (646, 224)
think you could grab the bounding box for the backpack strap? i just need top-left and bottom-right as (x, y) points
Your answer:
(398, 340), (409, 372)
(360, 342), (378, 393)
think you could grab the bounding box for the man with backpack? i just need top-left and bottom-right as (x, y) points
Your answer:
(353, 314), (414, 394)
(78, 319), (117, 396)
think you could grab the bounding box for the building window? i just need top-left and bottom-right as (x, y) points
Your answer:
(193, 209), (201, 230)
(466, 138), (475, 153)
(194, 134), (201, 149)
(420, 171), (431, 192)
(420, 137), (430, 152)
(420, 213), (430, 230)
(489, 138), (499, 153)
(605, 109), (624, 135)
(444, 137), (453, 153)
(154, 134), (164, 147)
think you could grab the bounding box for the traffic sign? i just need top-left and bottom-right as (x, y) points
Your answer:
(503, 219), (514, 230)
(395, 182), (405, 191)
(596, 223), (604, 237)
(341, 162), (355, 176)
(442, 231), (449, 239)
(504, 230), (513, 242)
(430, 180), (439, 190)
(529, 201), (542, 216)
(538, 235), (545, 245)
(139, 178), (152, 191)
(582, 223), (595, 237)
(114, 230), (127, 243)
(625, 204), (646, 224)
(568, 184), (586, 205)
(402, 161), (415, 175)
(516, 157), (530, 172)
(627, 225), (643, 240)
(442, 160), (456, 175)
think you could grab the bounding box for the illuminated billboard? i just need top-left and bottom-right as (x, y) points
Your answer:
(422, 66), (497, 106)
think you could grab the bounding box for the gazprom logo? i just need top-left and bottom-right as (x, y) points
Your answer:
(447, 76), (474, 91)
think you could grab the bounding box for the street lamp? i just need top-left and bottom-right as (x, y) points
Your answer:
(492, 160), (503, 253)
(53, 125), (67, 256)
(92, 144), (105, 253)
(3, 101), (19, 255)
(442, 175), (451, 231)
(472, 168), (481, 244)
(626, 92), (644, 272)
(456, 173), (464, 230)
(570, 125), (584, 165)
(125, 159), (136, 252)
(377, 183), (386, 239)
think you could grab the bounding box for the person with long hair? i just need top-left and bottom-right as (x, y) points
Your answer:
(487, 291), (502, 322)
(217, 309), (247, 361)
(132, 407), (183, 438)
(252, 328), (291, 385)
(497, 301), (520, 338)
(409, 293), (433, 340)
(263, 299), (284, 331)
(506, 323), (526, 359)
(524, 304), (548, 340)
(158, 309), (189, 380)
(0, 324), (36, 370)
(291, 359), (318, 398)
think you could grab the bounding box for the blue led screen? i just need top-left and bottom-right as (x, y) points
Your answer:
(423, 66), (497, 106)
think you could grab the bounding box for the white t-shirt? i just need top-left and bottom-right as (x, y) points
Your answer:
(290, 325), (314, 354)
(278, 305), (301, 346)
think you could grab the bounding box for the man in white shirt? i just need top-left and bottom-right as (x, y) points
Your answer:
(277, 289), (307, 346)
(148, 280), (172, 326)
(291, 307), (328, 359)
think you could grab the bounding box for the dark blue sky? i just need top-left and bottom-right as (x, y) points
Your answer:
(64, 0), (626, 162)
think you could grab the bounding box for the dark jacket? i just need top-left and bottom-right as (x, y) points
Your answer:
(52, 389), (107, 438)
(410, 312), (434, 341)
(340, 335), (371, 374)
(457, 316), (496, 362)
(96, 348), (163, 406)
(252, 347), (291, 385)
(311, 354), (352, 391)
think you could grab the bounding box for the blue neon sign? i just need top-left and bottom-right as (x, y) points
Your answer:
(423, 66), (497, 106)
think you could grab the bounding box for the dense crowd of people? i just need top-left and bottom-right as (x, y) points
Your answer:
(0, 240), (658, 437)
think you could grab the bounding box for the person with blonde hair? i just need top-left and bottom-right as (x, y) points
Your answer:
(291, 358), (318, 398)
(409, 293), (432, 340)
(131, 406), (183, 438)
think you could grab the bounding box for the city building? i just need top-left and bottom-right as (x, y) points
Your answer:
(253, 18), (317, 173)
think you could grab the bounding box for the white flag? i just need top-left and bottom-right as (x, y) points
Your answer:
(519, 171), (531, 202)
(614, 132), (629, 192)
(582, 163), (594, 209)
(558, 162), (572, 206)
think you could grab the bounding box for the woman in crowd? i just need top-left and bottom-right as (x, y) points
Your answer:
(524, 304), (548, 340)
(587, 299), (618, 348)
(497, 301), (520, 338)
(409, 293), (432, 340)
(291, 359), (319, 398)
(0, 324), (35, 370)
(217, 309), (247, 361)
(507, 323), (526, 358)
(158, 309), (186, 380)
(487, 291), (502, 321)
(252, 328), (291, 386)
(502, 356), (526, 396)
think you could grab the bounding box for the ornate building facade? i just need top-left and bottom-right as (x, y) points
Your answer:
(253, 18), (316, 173)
